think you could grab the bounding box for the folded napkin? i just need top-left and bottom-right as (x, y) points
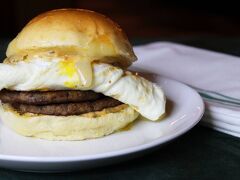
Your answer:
(132, 42), (240, 137)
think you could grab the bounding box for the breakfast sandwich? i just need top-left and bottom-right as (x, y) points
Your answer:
(0, 9), (165, 140)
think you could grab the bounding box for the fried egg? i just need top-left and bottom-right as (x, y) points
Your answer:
(0, 57), (165, 120)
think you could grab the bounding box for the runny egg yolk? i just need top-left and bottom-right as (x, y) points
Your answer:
(58, 60), (76, 78)
(57, 57), (93, 88)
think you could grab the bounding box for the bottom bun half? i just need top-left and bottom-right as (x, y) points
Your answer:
(0, 103), (139, 141)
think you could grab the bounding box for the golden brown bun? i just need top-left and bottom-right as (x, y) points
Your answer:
(0, 103), (139, 141)
(6, 9), (137, 67)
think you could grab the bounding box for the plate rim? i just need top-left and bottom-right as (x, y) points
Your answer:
(0, 76), (205, 163)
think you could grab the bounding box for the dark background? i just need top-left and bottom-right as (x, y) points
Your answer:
(1, 0), (240, 39)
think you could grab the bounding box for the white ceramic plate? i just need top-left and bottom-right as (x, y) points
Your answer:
(0, 76), (204, 172)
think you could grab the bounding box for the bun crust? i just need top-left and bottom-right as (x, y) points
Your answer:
(0, 103), (139, 140)
(6, 9), (136, 67)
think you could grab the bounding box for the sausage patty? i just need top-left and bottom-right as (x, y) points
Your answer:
(0, 89), (102, 105)
(11, 97), (122, 116)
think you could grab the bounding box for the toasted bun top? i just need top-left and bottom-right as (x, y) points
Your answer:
(6, 9), (137, 67)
